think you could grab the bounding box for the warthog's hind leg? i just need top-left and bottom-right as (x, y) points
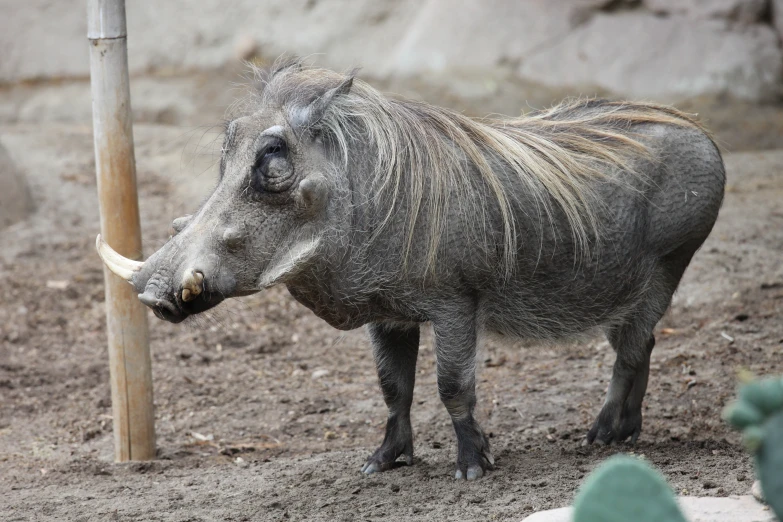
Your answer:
(586, 242), (702, 445)
(361, 323), (419, 475)
(587, 333), (655, 445)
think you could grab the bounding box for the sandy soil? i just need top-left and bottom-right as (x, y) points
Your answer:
(0, 75), (782, 521)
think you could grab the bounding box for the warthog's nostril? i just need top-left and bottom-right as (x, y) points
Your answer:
(180, 269), (204, 302)
(138, 291), (178, 315)
(138, 292), (158, 309)
(138, 291), (186, 323)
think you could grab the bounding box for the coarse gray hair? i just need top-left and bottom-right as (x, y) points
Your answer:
(236, 58), (708, 279)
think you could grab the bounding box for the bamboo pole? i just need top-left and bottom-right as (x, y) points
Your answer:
(88, 0), (156, 461)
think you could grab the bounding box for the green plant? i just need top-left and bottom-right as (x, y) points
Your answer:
(723, 374), (783, 519)
(572, 455), (688, 522)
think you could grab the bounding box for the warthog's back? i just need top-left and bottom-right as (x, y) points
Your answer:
(640, 124), (725, 255)
(478, 115), (725, 341)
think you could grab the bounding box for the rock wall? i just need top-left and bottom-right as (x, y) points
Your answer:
(1, 0), (782, 102)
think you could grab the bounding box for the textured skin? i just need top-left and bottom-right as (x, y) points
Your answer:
(131, 94), (726, 479)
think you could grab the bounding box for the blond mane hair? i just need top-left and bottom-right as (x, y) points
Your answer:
(244, 60), (708, 279)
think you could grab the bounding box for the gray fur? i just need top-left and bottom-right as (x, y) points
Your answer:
(129, 61), (726, 479)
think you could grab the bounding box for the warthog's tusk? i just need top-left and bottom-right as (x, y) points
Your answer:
(95, 234), (144, 282)
(180, 269), (204, 302)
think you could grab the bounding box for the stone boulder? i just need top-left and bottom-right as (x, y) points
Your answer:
(0, 0), (420, 83)
(522, 495), (776, 522)
(644, 0), (770, 24)
(518, 12), (783, 101)
(380, 0), (612, 77)
(0, 142), (34, 230)
(2, 0), (782, 103)
(774, 0), (783, 40)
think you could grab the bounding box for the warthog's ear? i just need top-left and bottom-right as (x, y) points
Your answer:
(171, 215), (193, 235)
(258, 235), (321, 288)
(272, 58), (303, 77)
(290, 73), (355, 131)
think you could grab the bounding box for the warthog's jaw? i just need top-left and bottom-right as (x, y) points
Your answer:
(96, 234), (226, 323)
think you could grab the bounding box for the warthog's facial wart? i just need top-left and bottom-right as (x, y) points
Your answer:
(95, 71), (351, 323)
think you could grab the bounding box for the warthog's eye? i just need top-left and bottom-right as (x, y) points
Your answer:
(264, 142), (284, 157)
(251, 136), (292, 193)
(254, 138), (287, 171)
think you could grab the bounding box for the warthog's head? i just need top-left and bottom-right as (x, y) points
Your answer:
(97, 69), (354, 323)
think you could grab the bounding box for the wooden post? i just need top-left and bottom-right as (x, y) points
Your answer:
(88, 0), (156, 461)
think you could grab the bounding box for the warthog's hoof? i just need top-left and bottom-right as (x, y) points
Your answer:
(453, 419), (494, 480)
(454, 448), (495, 480)
(585, 405), (642, 446)
(361, 439), (414, 475)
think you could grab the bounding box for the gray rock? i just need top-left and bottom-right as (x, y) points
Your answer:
(380, 0), (607, 77)
(644, 0), (770, 24)
(0, 0), (88, 83)
(0, 143), (34, 229)
(522, 506), (571, 522)
(752, 480), (766, 504)
(2, 0), (781, 102)
(681, 496), (777, 522)
(523, 495), (776, 522)
(0, 0), (420, 83)
(518, 12), (783, 102)
(773, 0), (783, 40)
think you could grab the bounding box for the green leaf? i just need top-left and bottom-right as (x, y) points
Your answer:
(757, 412), (783, 520)
(739, 378), (783, 415)
(723, 401), (764, 429)
(573, 455), (687, 522)
(742, 425), (766, 454)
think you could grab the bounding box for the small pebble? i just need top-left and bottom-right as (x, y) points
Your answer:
(311, 369), (329, 379)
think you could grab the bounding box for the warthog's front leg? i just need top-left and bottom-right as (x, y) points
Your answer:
(433, 307), (494, 480)
(361, 323), (419, 474)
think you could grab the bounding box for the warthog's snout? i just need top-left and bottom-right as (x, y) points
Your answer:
(137, 268), (219, 323)
(137, 290), (184, 322)
(96, 235), (226, 323)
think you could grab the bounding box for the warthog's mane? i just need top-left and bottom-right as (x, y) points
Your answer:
(239, 59), (708, 279)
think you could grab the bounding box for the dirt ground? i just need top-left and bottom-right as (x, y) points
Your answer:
(1, 72), (783, 521)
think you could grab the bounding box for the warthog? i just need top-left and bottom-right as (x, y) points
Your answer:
(97, 60), (725, 480)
